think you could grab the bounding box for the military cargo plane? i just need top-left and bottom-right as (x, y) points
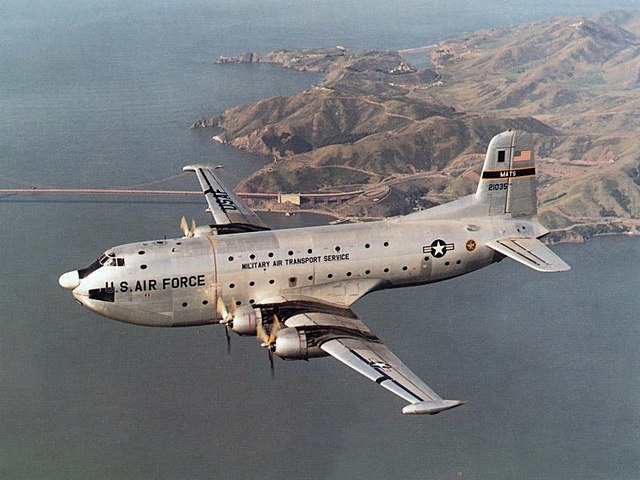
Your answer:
(59, 130), (569, 415)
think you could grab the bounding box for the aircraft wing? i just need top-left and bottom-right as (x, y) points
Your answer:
(486, 237), (570, 272)
(286, 311), (465, 415)
(183, 164), (269, 233)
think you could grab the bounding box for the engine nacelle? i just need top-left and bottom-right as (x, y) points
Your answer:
(231, 305), (262, 336)
(272, 327), (328, 360)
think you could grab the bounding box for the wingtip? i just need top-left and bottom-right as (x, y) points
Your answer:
(183, 164), (224, 172)
(402, 399), (466, 415)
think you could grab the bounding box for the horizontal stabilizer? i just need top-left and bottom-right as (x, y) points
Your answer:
(487, 237), (570, 272)
(402, 400), (466, 415)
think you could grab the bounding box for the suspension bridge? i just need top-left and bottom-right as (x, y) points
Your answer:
(0, 173), (368, 205)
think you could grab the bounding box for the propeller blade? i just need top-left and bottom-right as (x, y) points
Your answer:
(257, 321), (269, 346)
(217, 297), (229, 323)
(180, 216), (189, 237)
(229, 298), (237, 319)
(268, 315), (282, 344)
(191, 218), (197, 236)
(268, 350), (275, 379)
(225, 325), (231, 355)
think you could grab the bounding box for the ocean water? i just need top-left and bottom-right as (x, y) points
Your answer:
(1, 2), (639, 479)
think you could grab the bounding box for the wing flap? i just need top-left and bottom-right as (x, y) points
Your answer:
(487, 237), (570, 272)
(183, 164), (269, 233)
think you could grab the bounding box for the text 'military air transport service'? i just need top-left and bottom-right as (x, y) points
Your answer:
(59, 130), (569, 415)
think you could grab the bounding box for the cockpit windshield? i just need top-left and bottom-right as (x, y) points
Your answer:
(98, 251), (125, 267)
(78, 251), (125, 279)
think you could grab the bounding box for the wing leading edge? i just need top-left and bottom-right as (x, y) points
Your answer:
(184, 164), (269, 233)
(286, 311), (465, 415)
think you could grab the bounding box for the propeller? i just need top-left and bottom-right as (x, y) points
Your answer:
(216, 296), (236, 324)
(180, 216), (197, 238)
(217, 296), (236, 355)
(256, 315), (283, 378)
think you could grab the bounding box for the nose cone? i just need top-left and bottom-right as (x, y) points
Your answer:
(59, 270), (80, 289)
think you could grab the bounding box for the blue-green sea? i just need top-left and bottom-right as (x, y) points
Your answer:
(1, 1), (639, 479)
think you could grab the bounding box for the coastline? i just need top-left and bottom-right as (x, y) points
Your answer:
(199, 14), (640, 245)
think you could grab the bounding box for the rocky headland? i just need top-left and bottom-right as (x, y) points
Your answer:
(194, 11), (640, 243)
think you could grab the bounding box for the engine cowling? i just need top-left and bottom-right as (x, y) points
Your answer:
(272, 327), (328, 360)
(230, 305), (262, 336)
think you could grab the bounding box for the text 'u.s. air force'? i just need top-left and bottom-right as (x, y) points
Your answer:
(105, 275), (206, 293)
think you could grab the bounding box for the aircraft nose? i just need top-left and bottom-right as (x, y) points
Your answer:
(59, 270), (80, 289)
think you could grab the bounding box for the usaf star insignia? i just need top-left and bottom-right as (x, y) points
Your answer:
(423, 239), (455, 258)
(368, 359), (392, 371)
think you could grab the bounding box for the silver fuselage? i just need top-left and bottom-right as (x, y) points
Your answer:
(69, 214), (536, 327)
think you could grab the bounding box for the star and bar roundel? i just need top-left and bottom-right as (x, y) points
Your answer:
(422, 239), (455, 258)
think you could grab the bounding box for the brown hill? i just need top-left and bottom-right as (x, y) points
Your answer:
(197, 11), (640, 241)
(430, 12), (640, 124)
(238, 115), (556, 190)
(211, 87), (453, 159)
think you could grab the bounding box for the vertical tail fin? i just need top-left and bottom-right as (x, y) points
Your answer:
(476, 130), (537, 217)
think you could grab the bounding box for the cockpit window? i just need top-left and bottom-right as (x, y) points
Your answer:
(78, 251), (125, 279)
(99, 252), (116, 266)
(98, 253), (113, 266)
(98, 252), (125, 267)
(78, 259), (101, 279)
